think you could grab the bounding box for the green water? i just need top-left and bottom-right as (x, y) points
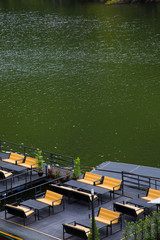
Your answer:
(0, 0), (160, 169)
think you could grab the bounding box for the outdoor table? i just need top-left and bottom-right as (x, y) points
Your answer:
(20, 199), (50, 220)
(126, 197), (157, 215)
(64, 180), (110, 203)
(0, 160), (26, 173)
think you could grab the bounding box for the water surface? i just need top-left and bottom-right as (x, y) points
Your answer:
(0, 1), (160, 169)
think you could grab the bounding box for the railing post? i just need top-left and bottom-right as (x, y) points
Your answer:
(50, 153), (54, 166)
(0, 139), (1, 152)
(122, 171), (124, 195)
(149, 177), (151, 188)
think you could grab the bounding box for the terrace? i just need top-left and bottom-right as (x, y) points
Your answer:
(0, 140), (160, 240)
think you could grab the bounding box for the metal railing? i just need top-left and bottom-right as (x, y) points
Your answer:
(96, 168), (160, 193)
(122, 171), (160, 190)
(0, 174), (70, 210)
(0, 168), (47, 196)
(0, 139), (74, 169)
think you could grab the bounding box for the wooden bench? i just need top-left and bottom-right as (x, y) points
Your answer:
(95, 207), (122, 235)
(0, 170), (12, 179)
(63, 222), (90, 240)
(18, 156), (38, 169)
(50, 184), (98, 209)
(2, 152), (25, 165)
(5, 204), (35, 225)
(140, 188), (160, 201)
(36, 190), (64, 214)
(95, 176), (122, 198)
(77, 172), (102, 185)
(113, 202), (144, 220)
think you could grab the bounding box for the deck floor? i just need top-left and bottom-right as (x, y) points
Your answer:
(0, 157), (160, 240)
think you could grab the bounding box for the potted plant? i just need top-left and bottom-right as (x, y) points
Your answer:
(35, 150), (44, 176)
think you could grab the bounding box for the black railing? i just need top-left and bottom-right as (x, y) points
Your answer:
(96, 168), (160, 193)
(122, 171), (160, 190)
(0, 139), (74, 169)
(0, 168), (48, 196)
(0, 175), (69, 210)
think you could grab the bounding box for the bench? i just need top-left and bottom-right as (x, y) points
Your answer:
(0, 170), (12, 179)
(50, 184), (98, 209)
(95, 207), (122, 235)
(140, 188), (160, 201)
(77, 171), (102, 185)
(5, 204), (35, 225)
(36, 189), (64, 214)
(63, 222), (90, 240)
(18, 156), (38, 169)
(95, 176), (122, 198)
(2, 152), (25, 165)
(113, 202), (144, 220)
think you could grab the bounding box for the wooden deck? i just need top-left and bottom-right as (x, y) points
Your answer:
(0, 157), (160, 240)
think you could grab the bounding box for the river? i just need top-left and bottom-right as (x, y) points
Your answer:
(0, 0), (160, 169)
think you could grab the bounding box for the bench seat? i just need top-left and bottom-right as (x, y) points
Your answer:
(63, 222), (90, 239)
(94, 207), (122, 235)
(5, 204), (35, 225)
(0, 170), (12, 179)
(18, 156), (38, 169)
(77, 172), (102, 185)
(113, 202), (144, 220)
(36, 190), (64, 214)
(2, 152), (24, 165)
(50, 184), (98, 209)
(141, 188), (160, 201)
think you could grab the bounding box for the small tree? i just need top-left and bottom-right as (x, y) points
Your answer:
(88, 219), (100, 240)
(35, 150), (43, 171)
(72, 157), (81, 179)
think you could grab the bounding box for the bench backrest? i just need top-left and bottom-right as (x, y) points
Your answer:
(9, 152), (24, 160)
(147, 188), (160, 199)
(45, 190), (63, 204)
(98, 208), (120, 223)
(63, 224), (89, 239)
(114, 203), (140, 217)
(102, 176), (121, 190)
(5, 205), (26, 218)
(25, 157), (37, 165)
(0, 171), (5, 179)
(83, 172), (102, 182)
(50, 184), (96, 202)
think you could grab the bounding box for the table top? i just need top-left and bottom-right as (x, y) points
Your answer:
(64, 180), (108, 195)
(0, 160), (26, 172)
(126, 197), (156, 208)
(76, 219), (106, 229)
(21, 199), (49, 210)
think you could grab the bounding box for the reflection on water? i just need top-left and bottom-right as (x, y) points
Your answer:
(0, 1), (160, 169)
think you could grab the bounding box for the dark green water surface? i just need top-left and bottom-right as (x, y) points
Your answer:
(0, 0), (160, 169)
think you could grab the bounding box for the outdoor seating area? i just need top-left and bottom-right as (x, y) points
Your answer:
(1, 145), (160, 240)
